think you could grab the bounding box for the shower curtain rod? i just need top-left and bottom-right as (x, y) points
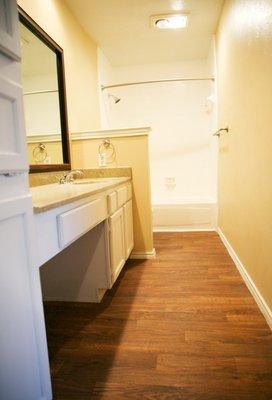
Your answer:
(101, 77), (214, 90)
(23, 89), (58, 96)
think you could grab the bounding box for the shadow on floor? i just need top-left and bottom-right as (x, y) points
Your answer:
(43, 259), (147, 399)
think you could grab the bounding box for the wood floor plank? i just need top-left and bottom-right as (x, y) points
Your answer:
(44, 232), (272, 400)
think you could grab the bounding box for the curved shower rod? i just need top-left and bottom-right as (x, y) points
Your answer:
(101, 77), (215, 90)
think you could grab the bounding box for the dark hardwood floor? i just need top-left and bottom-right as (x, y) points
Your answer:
(44, 232), (272, 400)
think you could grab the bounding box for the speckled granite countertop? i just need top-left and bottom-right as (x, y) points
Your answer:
(31, 177), (131, 213)
(29, 167), (132, 187)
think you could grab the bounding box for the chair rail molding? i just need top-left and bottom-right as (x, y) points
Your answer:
(71, 127), (151, 141)
(27, 134), (61, 143)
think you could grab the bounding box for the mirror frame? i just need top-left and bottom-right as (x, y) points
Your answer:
(19, 7), (71, 173)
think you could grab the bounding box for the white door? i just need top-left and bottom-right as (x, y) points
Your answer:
(123, 200), (134, 258)
(0, 0), (21, 60)
(0, 196), (51, 400)
(109, 207), (126, 284)
(0, 1), (52, 399)
(0, 0), (28, 173)
(0, 72), (28, 172)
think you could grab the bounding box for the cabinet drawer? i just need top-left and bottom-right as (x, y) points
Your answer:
(107, 191), (117, 215)
(117, 186), (127, 208)
(57, 198), (107, 248)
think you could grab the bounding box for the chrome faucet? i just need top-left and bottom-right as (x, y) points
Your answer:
(59, 169), (84, 184)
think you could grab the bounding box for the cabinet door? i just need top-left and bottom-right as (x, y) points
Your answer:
(109, 207), (126, 284)
(0, 196), (51, 400)
(0, 0), (27, 173)
(123, 200), (134, 259)
(0, 0), (21, 60)
(0, 73), (28, 173)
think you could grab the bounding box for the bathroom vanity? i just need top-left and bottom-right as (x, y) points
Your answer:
(31, 177), (133, 302)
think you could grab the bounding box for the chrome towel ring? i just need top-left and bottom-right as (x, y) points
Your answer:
(33, 143), (47, 163)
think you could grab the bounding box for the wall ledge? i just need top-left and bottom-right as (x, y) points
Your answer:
(71, 127), (151, 141)
(218, 228), (272, 330)
(27, 134), (61, 143)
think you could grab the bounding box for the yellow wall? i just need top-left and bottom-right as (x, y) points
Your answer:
(18, 2), (154, 255)
(18, 0), (101, 136)
(216, 0), (272, 311)
(72, 135), (154, 254)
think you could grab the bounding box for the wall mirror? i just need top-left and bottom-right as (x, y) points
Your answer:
(19, 9), (70, 172)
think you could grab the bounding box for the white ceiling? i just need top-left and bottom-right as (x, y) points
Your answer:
(64, 0), (224, 66)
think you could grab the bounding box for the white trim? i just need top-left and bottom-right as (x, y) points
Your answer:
(130, 248), (156, 259)
(218, 228), (272, 330)
(154, 228), (216, 232)
(27, 134), (61, 143)
(71, 126), (151, 141)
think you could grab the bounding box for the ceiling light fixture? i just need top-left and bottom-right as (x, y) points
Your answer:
(151, 14), (188, 30)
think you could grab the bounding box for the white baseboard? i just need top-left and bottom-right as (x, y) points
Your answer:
(153, 228), (216, 232)
(130, 248), (156, 259)
(153, 202), (217, 231)
(218, 228), (272, 330)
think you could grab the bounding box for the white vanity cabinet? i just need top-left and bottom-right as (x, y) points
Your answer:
(124, 199), (134, 258)
(35, 181), (133, 303)
(108, 183), (134, 284)
(108, 198), (134, 283)
(109, 207), (126, 283)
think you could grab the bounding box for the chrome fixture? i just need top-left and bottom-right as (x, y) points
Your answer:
(101, 77), (214, 90)
(213, 127), (229, 137)
(108, 93), (121, 103)
(59, 169), (83, 184)
(23, 89), (58, 96)
(98, 138), (116, 166)
(32, 143), (47, 163)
